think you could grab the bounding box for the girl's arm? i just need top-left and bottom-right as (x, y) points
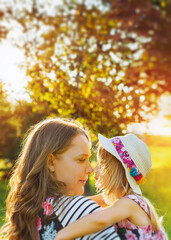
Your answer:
(55, 197), (134, 240)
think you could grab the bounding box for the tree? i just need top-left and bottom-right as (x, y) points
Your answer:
(0, 1), (10, 41)
(0, 82), (19, 159)
(0, 83), (45, 160)
(13, 100), (46, 136)
(2, 0), (171, 138)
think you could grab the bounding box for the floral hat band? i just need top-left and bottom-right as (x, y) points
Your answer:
(98, 133), (152, 194)
(111, 137), (147, 185)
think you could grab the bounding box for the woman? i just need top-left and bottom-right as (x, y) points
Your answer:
(0, 118), (119, 240)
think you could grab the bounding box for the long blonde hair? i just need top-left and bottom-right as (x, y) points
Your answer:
(96, 144), (164, 232)
(0, 118), (89, 240)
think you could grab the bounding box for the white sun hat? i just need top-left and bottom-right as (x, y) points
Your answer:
(98, 133), (152, 195)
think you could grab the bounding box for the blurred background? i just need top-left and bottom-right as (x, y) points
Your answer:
(0, 0), (171, 237)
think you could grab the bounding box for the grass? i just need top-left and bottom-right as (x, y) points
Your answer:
(142, 145), (171, 238)
(141, 167), (171, 238)
(0, 180), (9, 227)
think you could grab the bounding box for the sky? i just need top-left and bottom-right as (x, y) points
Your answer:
(127, 98), (171, 136)
(0, 41), (30, 101)
(0, 41), (171, 136)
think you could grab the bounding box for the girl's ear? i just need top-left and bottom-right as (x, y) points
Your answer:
(47, 153), (56, 172)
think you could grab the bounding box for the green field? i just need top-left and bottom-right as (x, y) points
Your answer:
(0, 143), (171, 238)
(142, 146), (171, 237)
(0, 180), (9, 227)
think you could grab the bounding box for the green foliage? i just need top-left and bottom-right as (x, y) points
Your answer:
(0, 83), (19, 160)
(0, 84), (45, 161)
(0, 0), (171, 159)
(13, 100), (46, 136)
(0, 0), (170, 139)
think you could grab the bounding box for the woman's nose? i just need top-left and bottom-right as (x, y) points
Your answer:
(86, 162), (93, 175)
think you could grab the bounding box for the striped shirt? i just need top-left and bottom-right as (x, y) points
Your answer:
(37, 195), (120, 240)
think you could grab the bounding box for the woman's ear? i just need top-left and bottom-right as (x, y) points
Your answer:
(47, 153), (56, 172)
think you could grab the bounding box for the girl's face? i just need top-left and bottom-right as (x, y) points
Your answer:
(51, 134), (93, 195)
(94, 165), (101, 181)
(93, 162), (104, 190)
(94, 157), (109, 190)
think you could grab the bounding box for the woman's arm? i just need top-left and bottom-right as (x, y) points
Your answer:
(55, 197), (134, 240)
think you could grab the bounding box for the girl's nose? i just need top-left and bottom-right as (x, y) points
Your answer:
(94, 165), (100, 180)
(86, 162), (93, 175)
(94, 166), (99, 172)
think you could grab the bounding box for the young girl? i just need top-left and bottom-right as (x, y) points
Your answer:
(55, 133), (168, 240)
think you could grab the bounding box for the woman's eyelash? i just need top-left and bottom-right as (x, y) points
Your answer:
(79, 159), (86, 162)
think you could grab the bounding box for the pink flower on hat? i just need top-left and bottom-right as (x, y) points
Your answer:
(111, 137), (147, 185)
(123, 156), (132, 162)
(113, 138), (120, 143)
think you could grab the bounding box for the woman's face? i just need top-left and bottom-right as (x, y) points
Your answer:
(52, 134), (93, 195)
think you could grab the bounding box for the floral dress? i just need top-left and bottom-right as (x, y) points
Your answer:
(36, 197), (63, 240)
(114, 195), (168, 240)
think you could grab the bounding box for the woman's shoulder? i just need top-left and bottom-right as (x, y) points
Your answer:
(42, 195), (102, 227)
(56, 195), (120, 239)
(56, 195), (101, 210)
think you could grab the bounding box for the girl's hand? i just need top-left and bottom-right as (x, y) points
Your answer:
(54, 235), (61, 240)
(54, 231), (73, 240)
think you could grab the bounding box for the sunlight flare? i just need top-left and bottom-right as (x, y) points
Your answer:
(0, 41), (29, 101)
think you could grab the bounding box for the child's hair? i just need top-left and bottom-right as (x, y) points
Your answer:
(0, 118), (90, 240)
(96, 144), (164, 232)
